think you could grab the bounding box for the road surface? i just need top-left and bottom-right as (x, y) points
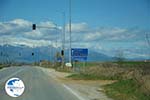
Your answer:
(0, 66), (81, 100)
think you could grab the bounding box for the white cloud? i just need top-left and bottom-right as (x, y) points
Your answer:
(0, 35), (63, 48)
(10, 19), (32, 27)
(0, 19), (32, 36)
(0, 36), (50, 47)
(23, 30), (43, 39)
(84, 31), (102, 41)
(0, 19), (149, 58)
(39, 21), (56, 28)
(66, 22), (89, 33)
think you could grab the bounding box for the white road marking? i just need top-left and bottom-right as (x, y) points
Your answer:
(63, 84), (85, 100)
(0, 68), (25, 84)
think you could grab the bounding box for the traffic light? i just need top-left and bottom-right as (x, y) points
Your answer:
(32, 24), (36, 30)
(61, 50), (64, 56)
(32, 53), (34, 56)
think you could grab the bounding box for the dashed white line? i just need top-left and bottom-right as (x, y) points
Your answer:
(63, 84), (85, 100)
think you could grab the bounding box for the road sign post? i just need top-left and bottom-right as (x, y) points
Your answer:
(71, 48), (88, 72)
(71, 48), (88, 61)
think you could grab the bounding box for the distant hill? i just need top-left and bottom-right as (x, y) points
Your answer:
(0, 45), (54, 63)
(87, 50), (113, 61)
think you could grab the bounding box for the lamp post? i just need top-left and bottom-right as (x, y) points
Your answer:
(69, 0), (72, 66)
(54, 11), (66, 68)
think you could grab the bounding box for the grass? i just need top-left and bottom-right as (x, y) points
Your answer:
(66, 61), (150, 100)
(74, 61), (150, 68)
(73, 62), (99, 68)
(115, 61), (150, 67)
(0, 64), (5, 69)
(103, 79), (150, 100)
(120, 61), (150, 65)
(67, 73), (121, 80)
(55, 67), (72, 73)
(0, 64), (11, 70)
(67, 61), (150, 100)
(68, 74), (150, 100)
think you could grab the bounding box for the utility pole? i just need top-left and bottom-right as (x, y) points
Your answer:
(69, 0), (72, 66)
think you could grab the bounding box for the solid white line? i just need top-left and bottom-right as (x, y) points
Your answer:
(63, 84), (85, 100)
(0, 68), (25, 84)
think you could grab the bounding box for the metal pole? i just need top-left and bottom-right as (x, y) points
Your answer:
(2, 36), (4, 64)
(69, 0), (72, 65)
(63, 12), (65, 52)
(61, 12), (66, 68)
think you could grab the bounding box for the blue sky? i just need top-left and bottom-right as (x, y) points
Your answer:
(1, 0), (150, 28)
(0, 0), (150, 59)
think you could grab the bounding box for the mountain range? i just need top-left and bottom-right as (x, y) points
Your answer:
(0, 45), (147, 64)
(0, 44), (114, 63)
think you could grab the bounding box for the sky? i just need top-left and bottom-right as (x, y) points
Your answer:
(0, 0), (150, 59)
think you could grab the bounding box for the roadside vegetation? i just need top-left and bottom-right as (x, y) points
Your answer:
(38, 59), (150, 100)
(0, 64), (3, 69)
(0, 63), (10, 69)
(67, 61), (150, 100)
(104, 79), (150, 100)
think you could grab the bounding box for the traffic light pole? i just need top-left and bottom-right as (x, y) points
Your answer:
(32, 23), (59, 65)
(61, 12), (66, 68)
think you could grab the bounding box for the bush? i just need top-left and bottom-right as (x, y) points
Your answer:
(104, 79), (150, 100)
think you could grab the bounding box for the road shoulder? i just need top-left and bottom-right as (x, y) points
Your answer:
(40, 67), (114, 100)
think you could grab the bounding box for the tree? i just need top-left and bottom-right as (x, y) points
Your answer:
(115, 50), (125, 67)
(146, 33), (150, 47)
(55, 51), (61, 67)
(146, 33), (150, 60)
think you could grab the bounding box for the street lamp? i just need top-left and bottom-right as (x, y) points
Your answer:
(69, 0), (72, 66)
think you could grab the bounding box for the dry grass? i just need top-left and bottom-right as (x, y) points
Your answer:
(70, 62), (150, 96)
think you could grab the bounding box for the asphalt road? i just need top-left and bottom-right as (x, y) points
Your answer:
(0, 66), (81, 100)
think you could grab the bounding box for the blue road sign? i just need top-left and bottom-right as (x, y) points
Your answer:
(57, 57), (62, 62)
(71, 56), (87, 61)
(71, 48), (88, 56)
(71, 48), (88, 61)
